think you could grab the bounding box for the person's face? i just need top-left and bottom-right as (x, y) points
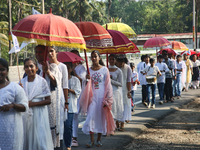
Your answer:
(193, 55), (197, 61)
(109, 56), (116, 66)
(24, 60), (38, 77)
(184, 54), (188, 60)
(0, 64), (8, 82)
(159, 58), (163, 63)
(35, 47), (45, 63)
(91, 52), (100, 65)
(163, 54), (168, 60)
(116, 61), (124, 68)
(150, 61), (155, 66)
(66, 64), (72, 75)
(177, 57), (182, 62)
(131, 66), (135, 71)
(145, 57), (149, 63)
(48, 47), (57, 61)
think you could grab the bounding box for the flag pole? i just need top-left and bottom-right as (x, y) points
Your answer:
(16, 53), (21, 83)
(193, 0), (196, 50)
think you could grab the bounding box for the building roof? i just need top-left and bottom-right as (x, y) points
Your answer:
(137, 32), (200, 40)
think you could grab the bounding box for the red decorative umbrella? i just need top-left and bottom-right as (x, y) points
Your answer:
(9, 11), (86, 49)
(57, 51), (84, 63)
(157, 48), (178, 55)
(143, 37), (170, 48)
(75, 21), (113, 72)
(103, 30), (135, 54)
(181, 50), (196, 56)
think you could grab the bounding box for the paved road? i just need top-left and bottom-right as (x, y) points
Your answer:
(71, 88), (200, 150)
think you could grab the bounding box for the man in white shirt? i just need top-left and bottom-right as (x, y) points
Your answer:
(139, 55), (150, 106)
(137, 55), (145, 81)
(155, 55), (169, 104)
(142, 58), (162, 109)
(174, 55), (183, 99)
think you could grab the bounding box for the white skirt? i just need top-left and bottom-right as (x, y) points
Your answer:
(119, 104), (132, 122)
(23, 98), (54, 150)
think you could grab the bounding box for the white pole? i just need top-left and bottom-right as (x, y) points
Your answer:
(193, 0), (196, 50)
(42, 0), (45, 14)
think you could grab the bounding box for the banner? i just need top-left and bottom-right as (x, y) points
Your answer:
(9, 32), (20, 54)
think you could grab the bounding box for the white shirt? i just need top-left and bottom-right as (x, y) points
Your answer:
(139, 62), (150, 85)
(176, 61), (183, 74)
(131, 70), (138, 91)
(137, 62), (143, 81)
(155, 62), (169, 83)
(58, 62), (68, 89)
(142, 66), (160, 84)
(68, 76), (81, 113)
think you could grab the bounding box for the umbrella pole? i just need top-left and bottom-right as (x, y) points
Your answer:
(84, 49), (90, 74)
(106, 53), (109, 68)
(43, 46), (48, 78)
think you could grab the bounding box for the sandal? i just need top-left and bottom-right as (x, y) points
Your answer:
(86, 141), (94, 148)
(96, 141), (102, 147)
(119, 127), (125, 132)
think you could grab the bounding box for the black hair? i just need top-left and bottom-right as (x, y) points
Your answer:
(150, 58), (155, 63)
(157, 55), (163, 59)
(71, 49), (81, 57)
(50, 46), (59, 53)
(0, 58), (9, 81)
(109, 54), (117, 59)
(64, 62), (74, 75)
(124, 57), (129, 64)
(116, 54), (126, 63)
(141, 55), (145, 61)
(176, 55), (182, 58)
(91, 50), (105, 66)
(162, 50), (168, 54)
(35, 45), (45, 51)
(144, 54), (150, 59)
(130, 63), (135, 68)
(24, 57), (38, 68)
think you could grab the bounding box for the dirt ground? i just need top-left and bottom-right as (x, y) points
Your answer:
(126, 98), (200, 150)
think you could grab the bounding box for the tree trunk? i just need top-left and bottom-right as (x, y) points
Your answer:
(8, 0), (12, 66)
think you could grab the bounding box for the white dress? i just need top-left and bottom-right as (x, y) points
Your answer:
(20, 75), (54, 150)
(0, 82), (28, 150)
(109, 66), (124, 120)
(119, 64), (132, 122)
(181, 61), (187, 88)
(82, 66), (108, 135)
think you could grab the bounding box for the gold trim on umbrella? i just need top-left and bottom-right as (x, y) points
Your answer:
(9, 36), (86, 49)
(12, 30), (85, 40)
(83, 34), (111, 38)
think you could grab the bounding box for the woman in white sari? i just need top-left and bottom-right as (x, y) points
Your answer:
(0, 58), (28, 150)
(21, 58), (54, 150)
(108, 54), (124, 130)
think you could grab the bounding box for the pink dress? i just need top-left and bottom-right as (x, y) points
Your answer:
(82, 67), (108, 135)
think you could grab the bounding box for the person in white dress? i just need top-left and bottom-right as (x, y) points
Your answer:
(191, 55), (200, 89)
(82, 50), (114, 147)
(20, 57), (54, 150)
(155, 55), (169, 104)
(48, 46), (69, 149)
(108, 54), (123, 130)
(130, 63), (139, 111)
(41, 47), (63, 149)
(181, 57), (187, 91)
(0, 58), (28, 150)
(70, 50), (87, 147)
(116, 54), (132, 131)
(63, 63), (81, 150)
(137, 55), (145, 81)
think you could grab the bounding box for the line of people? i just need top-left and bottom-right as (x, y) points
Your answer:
(1, 46), (199, 150)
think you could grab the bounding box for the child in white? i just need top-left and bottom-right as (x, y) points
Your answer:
(64, 63), (81, 150)
(142, 58), (161, 109)
(155, 55), (169, 104)
(21, 58), (53, 150)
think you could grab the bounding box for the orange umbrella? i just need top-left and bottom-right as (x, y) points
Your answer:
(171, 41), (188, 51)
